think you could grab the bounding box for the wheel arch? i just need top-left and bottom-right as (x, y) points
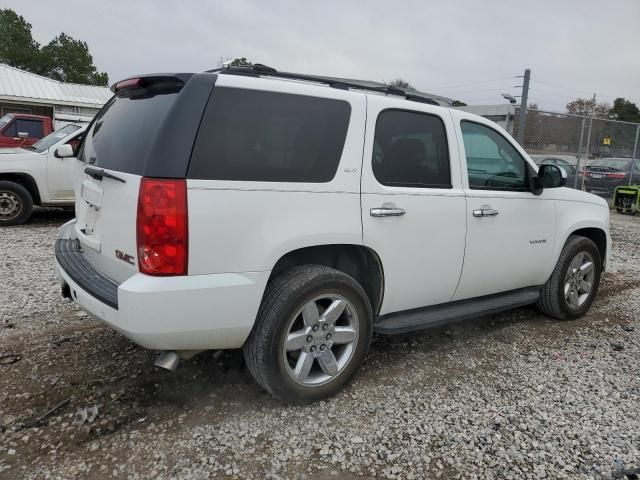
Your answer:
(0, 173), (41, 205)
(569, 227), (607, 269)
(268, 244), (385, 315)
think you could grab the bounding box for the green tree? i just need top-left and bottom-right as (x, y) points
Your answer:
(39, 33), (108, 85)
(610, 97), (640, 123)
(0, 9), (108, 86)
(0, 9), (41, 71)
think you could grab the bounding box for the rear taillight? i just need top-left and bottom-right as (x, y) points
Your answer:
(136, 178), (188, 276)
(607, 172), (627, 179)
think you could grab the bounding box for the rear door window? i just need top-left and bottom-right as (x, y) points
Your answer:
(189, 88), (351, 182)
(372, 109), (451, 188)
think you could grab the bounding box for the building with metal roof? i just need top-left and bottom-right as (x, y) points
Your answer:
(0, 63), (111, 126)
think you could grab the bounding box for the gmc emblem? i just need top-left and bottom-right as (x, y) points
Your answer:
(115, 250), (135, 265)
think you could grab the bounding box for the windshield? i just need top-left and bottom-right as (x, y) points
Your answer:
(589, 158), (631, 171)
(0, 114), (14, 129)
(30, 124), (81, 153)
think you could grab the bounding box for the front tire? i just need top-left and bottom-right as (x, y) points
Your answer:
(243, 265), (373, 404)
(537, 235), (602, 320)
(0, 181), (33, 226)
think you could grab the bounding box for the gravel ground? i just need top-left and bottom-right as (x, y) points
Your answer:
(1, 209), (639, 480)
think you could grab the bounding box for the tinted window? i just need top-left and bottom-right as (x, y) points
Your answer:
(16, 119), (44, 138)
(461, 121), (528, 191)
(79, 89), (179, 175)
(189, 88), (351, 182)
(372, 110), (450, 188)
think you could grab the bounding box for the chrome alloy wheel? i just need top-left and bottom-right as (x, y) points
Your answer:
(0, 191), (22, 221)
(282, 294), (359, 387)
(564, 251), (595, 309)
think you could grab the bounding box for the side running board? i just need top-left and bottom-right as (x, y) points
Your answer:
(374, 287), (540, 335)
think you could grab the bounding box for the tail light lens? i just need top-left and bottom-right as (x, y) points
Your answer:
(607, 172), (627, 179)
(136, 178), (188, 275)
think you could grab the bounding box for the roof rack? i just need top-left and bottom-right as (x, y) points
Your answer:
(206, 64), (452, 107)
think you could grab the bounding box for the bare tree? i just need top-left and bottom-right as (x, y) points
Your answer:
(387, 78), (414, 90)
(566, 97), (611, 118)
(217, 56), (252, 67)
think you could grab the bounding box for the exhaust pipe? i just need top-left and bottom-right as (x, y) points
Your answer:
(154, 351), (180, 372)
(153, 350), (203, 372)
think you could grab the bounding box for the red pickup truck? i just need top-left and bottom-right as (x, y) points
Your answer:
(0, 113), (54, 148)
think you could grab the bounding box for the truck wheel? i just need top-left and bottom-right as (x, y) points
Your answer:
(537, 235), (602, 320)
(244, 265), (373, 404)
(0, 181), (33, 226)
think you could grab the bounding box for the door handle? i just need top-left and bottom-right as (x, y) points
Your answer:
(370, 207), (405, 217)
(473, 207), (499, 217)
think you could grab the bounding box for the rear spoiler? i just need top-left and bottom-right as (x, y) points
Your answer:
(110, 73), (194, 93)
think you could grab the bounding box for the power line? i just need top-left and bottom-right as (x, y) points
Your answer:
(529, 87), (576, 100)
(437, 86), (517, 96)
(532, 79), (616, 101)
(428, 76), (516, 91)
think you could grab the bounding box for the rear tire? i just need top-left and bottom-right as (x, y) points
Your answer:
(0, 181), (33, 226)
(537, 235), (602, 320)
(243, 265), (373, 404)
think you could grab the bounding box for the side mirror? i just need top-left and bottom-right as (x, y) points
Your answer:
(528, 164), (544, 196)
(54, 144), (75, 158)
(538, 164), (567, 188)
(17, 132), (29, 139)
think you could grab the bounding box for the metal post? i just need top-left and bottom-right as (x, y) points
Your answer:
(574, 117), (586, 189)
(629, 124), (640, 186)
(516, 68), (530, 145)
(580, 118), (593, 190)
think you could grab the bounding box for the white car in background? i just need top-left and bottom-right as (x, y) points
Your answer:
(0, 124), (86, 225)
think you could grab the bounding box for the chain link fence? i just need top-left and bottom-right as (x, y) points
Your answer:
(511, 108), (640, 195)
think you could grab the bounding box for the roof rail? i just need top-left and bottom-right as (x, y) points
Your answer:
(206, 64), (452, 107)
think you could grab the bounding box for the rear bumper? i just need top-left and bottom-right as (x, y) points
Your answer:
(55, 220), (269, 350)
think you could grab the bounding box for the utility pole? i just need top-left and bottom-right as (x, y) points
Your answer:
(516, 68), (530, 145)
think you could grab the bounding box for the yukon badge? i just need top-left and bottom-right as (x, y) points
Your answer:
(529, 239), (547, 245)
(115, 250), (135, 265)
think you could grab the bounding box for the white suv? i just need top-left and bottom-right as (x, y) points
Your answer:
(55, 65), (610, 403)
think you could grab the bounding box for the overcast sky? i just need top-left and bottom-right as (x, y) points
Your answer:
(7, 0), (640, 111)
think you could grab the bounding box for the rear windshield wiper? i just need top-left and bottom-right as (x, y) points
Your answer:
(84, 166), (126, 183)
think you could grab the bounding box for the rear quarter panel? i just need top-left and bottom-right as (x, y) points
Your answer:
(187, 75), (367, 275)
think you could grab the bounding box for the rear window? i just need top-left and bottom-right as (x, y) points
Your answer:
(79, 89), (180, 175)
(189, 87), (351, 182)
(16, 119), (44, 138)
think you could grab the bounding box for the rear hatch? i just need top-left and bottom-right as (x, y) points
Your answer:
(73, 73), (213, 283)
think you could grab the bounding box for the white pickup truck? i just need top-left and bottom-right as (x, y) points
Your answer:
(0, 124), (86, 225)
